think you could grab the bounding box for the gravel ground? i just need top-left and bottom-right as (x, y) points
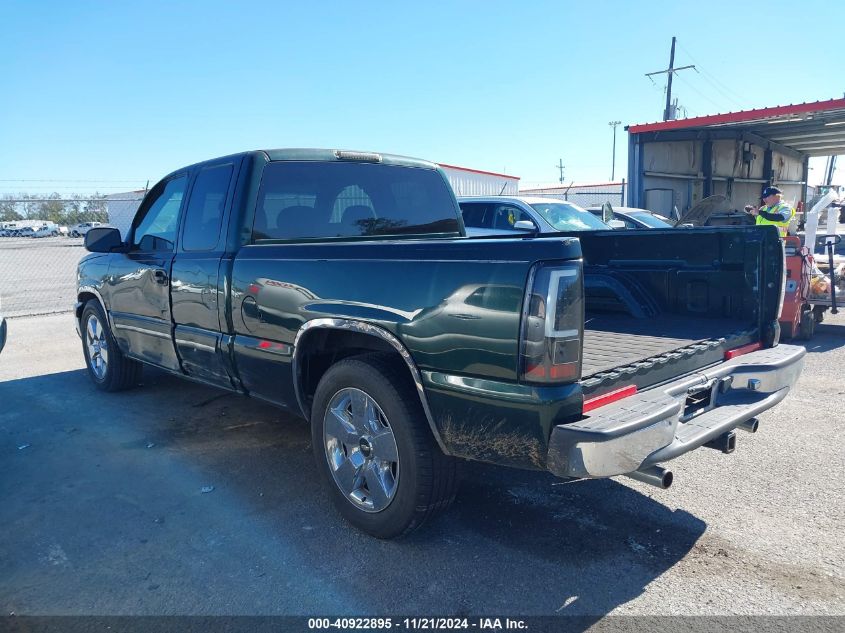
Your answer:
(0, 312), (843, 617)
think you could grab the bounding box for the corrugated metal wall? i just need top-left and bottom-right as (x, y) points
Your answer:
(634, 138), (805, 214)
(439, 166), (519, 196)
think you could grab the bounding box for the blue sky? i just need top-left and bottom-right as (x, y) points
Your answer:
(1, 0), (843, 194)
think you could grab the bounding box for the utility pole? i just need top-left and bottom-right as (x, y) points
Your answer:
(556, 159), (565, 184)
(608, 121), (621, 180)
(665, 37), (677, 121)
(645, 36), (695, 121)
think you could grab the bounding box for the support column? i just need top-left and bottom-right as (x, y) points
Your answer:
(702, 138), (713, 198)
(762, 148), (773, 189)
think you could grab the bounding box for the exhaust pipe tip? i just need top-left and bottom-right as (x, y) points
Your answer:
(737, 417), (759, 434)
(624, 465), (673, 489)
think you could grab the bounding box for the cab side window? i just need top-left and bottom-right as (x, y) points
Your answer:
(182, 164), (233, 251)
(132, 176), (187, 251)
(491, 204), (533, 230)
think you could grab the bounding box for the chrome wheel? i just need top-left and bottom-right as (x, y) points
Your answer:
(85, 314), (109, 380)
(323, 388), (399, 513)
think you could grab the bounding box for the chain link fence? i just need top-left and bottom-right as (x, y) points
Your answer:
(1, 191), (144, 318)
(0, 236), (86, 317)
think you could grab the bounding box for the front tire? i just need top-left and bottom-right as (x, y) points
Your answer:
(311, 354), (459, 538)
(81, 301), (142, 391)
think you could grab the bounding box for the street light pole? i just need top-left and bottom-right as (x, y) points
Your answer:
(609, 121), (621, 181)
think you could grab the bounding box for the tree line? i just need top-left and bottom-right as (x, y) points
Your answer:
(0, 193), (109, 224)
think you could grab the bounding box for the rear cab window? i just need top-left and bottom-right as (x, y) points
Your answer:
(253, 161), (461, 241)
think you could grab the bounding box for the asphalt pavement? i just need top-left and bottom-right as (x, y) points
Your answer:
(1, 313), (844, 617)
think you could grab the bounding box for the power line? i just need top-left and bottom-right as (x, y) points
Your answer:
(673, 72), (728, 112)
(675, 40), (748, 108)
(0, 179), (146, 183)
(0, 198), (139, 203)
(0, 187), (144, 192)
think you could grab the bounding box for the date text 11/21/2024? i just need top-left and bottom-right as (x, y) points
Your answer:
(307, 618), (527, 630)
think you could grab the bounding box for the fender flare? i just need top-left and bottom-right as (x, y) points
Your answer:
(76, 286), (112, 329)
(292, 318), (448, 454)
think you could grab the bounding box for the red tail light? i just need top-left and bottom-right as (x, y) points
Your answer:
(520, 262), (583, 384)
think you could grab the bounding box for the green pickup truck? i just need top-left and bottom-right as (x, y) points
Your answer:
(76, 149), (805, 538)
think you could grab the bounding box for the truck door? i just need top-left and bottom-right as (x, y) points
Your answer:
(108, 174), (187, 371)
(170, 161), (238, 387)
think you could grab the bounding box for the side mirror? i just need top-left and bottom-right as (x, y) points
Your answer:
(85, 227), (123, 253)
(513, 220), (537, 232)
(607, 219), (626, 229)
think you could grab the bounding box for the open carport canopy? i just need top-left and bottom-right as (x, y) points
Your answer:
(627, 97), (845, 157)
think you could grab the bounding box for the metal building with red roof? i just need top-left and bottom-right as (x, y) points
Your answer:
(625, 98), (845, 216)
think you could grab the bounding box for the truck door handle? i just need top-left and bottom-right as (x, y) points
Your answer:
(153, 269), (169, 285)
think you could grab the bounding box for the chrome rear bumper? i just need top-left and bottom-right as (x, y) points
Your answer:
(546, 344), (806, 479)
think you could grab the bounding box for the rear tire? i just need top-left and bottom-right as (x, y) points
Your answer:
(310, 353), (459, 538)
(81, 301), (142, 391)
(798, 309), (815, 340)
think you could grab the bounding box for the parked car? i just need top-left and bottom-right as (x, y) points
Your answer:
(32, 224), (60, 238)
(76, 148), (804, 538)
(458, 196), (617, 235)
(70, 222), (103, 238)
(586, 205), (675, 229)
(16, 227), (35, 238)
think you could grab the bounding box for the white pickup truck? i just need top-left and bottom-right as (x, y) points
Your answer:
(69, 222), (104, 238)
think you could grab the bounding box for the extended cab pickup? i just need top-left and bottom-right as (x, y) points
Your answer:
(77, 149), (805, 538)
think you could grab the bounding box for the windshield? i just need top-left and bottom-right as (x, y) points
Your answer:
(528, 202), (610, 231)
(627, 211), (673, 228)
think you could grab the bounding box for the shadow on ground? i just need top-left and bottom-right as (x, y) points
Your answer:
(0, 367), (706, 617)
(796, 319), (845, 354)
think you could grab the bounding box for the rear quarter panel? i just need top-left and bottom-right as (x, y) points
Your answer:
(229, 236), (583, 468)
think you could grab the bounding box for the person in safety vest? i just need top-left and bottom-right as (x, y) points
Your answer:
(746, 186), (795, 237)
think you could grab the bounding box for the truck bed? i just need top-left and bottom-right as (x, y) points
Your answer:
(582, 313), (747, 377)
